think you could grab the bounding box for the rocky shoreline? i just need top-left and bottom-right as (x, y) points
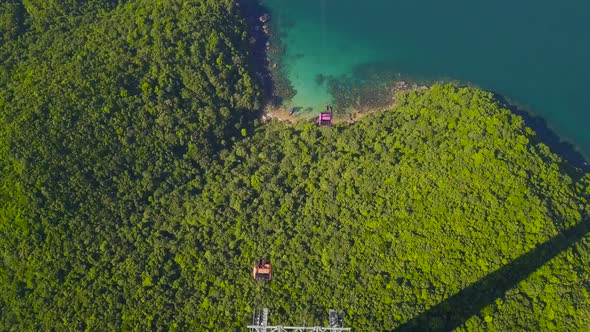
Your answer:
(235, 1), (426, 120)
(235, 0), (295, 106)
(492, 93), (590, 173)
(235, 1), (589, 172)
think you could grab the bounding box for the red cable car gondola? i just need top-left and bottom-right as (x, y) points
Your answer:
(252, 259), (272, 281)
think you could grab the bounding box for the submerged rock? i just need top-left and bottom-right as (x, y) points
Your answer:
(259, 13), (270, 23)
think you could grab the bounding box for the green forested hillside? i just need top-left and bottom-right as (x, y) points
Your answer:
(0, 0), (261, 329)
(173, 85), (589, 330)
(1, 1), (590, 331)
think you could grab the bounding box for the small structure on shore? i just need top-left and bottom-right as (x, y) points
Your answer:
(318, 104), (334, 126)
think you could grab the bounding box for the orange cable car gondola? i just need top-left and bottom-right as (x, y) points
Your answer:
(252, 259), (272, 281)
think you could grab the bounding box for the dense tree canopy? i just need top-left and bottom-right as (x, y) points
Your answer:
(1, 1), (590, 331)
(173, 85), (589, 330)
(0, 0), (261, 329)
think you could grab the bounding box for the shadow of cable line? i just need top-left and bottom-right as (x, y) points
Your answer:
(395, 220), (590, 332)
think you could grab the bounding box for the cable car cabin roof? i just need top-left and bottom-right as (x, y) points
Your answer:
(255, 267), (271, 273)
(253, 259), (272, 281)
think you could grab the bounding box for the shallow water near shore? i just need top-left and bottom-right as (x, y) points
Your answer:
(260, 0), (590, 158)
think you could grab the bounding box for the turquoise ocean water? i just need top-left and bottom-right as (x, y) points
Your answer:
(260, 0), (590, 158)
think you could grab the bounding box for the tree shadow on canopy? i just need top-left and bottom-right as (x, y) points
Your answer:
(395, 220), (590, 331)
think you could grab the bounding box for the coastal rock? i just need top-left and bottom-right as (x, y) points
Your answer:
(259, 13), (270, 23)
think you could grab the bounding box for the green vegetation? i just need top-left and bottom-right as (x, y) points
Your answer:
(1, 1), (590, 331)
(185, 85), (589, 330)
(0, 0), (261, 329)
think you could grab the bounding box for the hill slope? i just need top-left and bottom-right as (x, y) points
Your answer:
(0, 0), (260, 329)
(177, 85), (590, 330)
